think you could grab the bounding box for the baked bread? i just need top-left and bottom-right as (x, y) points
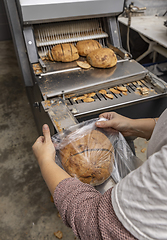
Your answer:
(60, 130), (114, 186)
(76, 40), (102, 56)
(51, 43), (79, 62)
(87, 48), (117, 68)
(76, 60), (91, 69)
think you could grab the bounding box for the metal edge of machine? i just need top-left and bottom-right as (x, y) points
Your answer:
(3, 0), (55, 134)
(19, 0), (125, 24)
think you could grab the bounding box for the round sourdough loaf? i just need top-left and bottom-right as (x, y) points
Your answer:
(76, 39), (102, 56)
(51, 43), (79, 62)
(87, 48), (117, 68)
(60, 130), (114, 186)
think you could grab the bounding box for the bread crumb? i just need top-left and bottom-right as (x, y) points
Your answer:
(77, 95), (87, 100)
(87, 92), (96, 97)
(72, 97), (77, 101)
(84, 98), (95, 102)
(117, 86), (127, 92)
(99, 89), (107, 94)
(141, 148), (146, 153)
(137, 87), (149, 95)
(122, 91), (128, 95)
(105, 93), (114, 99)
(109, 88), (120, 94)
(54, 231), (63, 239)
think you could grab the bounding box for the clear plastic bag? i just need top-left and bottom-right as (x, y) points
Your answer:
(52, 118), (143, 185)
(111, 133), (143, 183)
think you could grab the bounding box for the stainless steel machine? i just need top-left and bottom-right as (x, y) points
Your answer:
(4, 0), (167, 135)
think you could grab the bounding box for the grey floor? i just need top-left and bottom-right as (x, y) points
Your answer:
(0, 40), (148, 240)
(0, 41), (77, 240)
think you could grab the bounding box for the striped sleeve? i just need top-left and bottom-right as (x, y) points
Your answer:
(53, 178), (136, 240)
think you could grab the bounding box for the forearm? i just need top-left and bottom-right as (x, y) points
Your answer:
(129, 118), (157, 140)
(54, 178), (136, 240)
(54, 178), (102, 239)
(96, 112), (158, 140)
(39, 160), (71, 196)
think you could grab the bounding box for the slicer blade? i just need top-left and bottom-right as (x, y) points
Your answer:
(34, 18), (108, 57)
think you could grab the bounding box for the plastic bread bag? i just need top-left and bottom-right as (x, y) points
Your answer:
(111, 133), (143, 183)
(52, 118), (143, 186)
(52, 118), (114, 186)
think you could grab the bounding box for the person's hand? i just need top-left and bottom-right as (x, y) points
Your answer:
(95, 112), (133, 137)
(32, 124), (71, 195)
(32, 124), (56, 165)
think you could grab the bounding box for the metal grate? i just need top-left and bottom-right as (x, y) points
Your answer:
(62, 78), (165, 118)
(65, 80), (152, 106)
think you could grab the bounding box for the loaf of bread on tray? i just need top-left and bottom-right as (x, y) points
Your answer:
(60, 129), (114, 186)
(51, 43), (79, 62)
(76, 39), (102, 56)
(87, 48), (117, 68)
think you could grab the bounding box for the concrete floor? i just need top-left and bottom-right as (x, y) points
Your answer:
(0, 41), (76, 240)
(0, 40), (148, 240)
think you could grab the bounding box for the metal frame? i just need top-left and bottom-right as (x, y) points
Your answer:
(3, 0), (33, 87)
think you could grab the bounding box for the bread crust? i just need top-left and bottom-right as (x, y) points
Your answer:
(51, 43), (79, 62)
(60, 130), (114, 186)
(76, 40), (102, 56)
(87, 48), (117, 68)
